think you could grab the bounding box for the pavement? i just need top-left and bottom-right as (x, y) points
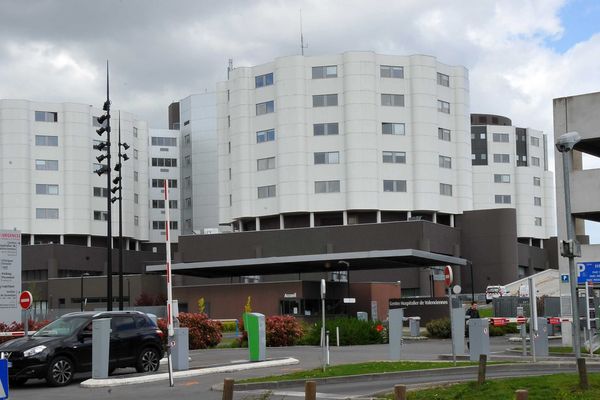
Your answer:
(10, 335), (599, 399)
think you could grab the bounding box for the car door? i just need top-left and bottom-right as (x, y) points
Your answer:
(72, 321), (93, 371)
(110, 316), (138, 366)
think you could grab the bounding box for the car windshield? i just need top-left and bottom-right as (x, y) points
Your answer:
(33, 316), (89, 337)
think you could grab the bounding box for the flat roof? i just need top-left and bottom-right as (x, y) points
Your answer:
(146, 248), (467, 278)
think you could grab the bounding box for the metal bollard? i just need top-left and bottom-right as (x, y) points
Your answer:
(305, 380), (316, 400)
(477, 354), (487, 385)
(515, 389), (528, 399)
(326, 331), (330, 365)
(336, 326), (340, 347)
(222, 378), (234, 400)
(577, 357), (589, 390)
(394, 384), (407, 400)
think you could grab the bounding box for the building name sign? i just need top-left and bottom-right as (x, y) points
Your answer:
(389, 297), (450, 323)
(0, 230), (21, 324)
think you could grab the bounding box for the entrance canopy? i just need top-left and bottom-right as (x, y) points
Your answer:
(146, 248), (467, 278)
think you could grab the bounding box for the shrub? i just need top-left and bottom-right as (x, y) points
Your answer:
(158, 312), (223, 350)
(489, 325), (505, 337)
(426, 318), (451, 338)
(266, 315), (304, 347)
(221, 321), (238, 332)
(300, 317), (385, 346)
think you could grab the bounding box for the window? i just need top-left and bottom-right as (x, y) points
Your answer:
(493, 154), (510, 163)
(257, 157), (276, 171)
(133, 149), (139, 159)
(258, 185), (276, 198)
(184, 134), (191, 145)
(152, 221), (178, 230)
(35, 111), (57, 122)
(133, 127), (138, 137)
(151, 179), (177, 188)
(313, 123), (339, 136)
(152, 200), (165, 209)
(381, 94), (404, 107)
(185, 197), (192, 208)
(255, 72), (274, 87)
(134, 216), (139, 226)
(494, 174), (511, 183)
(439, 155), (452, 169)
(531, 156), (540, 167)
(534, 217), (543, 226)
(93, 210), (109, 221)
(256, 100), (275, 115)
(169, 200), (178, 209)
(382, 151), (406, 164)
(185, 155), (191, 166)
(171, 221), (178, 230)
(438, 128), (451, 141)
(380, 65), (404, 78)
(382, 123), (405, 135)
(36, 184), (58, 195)
(533, 177), (541, 186)
(134, 193), (139, 204)
(313, 94), (338, 107)
(531, 136), (540, 147)
(440, 183), (453, 196)
(35, 159), (58, 171)
(93, 187), (109, 197)
(312, 65), (337, 79)
(314, 151), (339, 164)
(134, 171), (138, 182)
(185, 176), (192, 187)
(495, 195), (511, 204)
(35, 135), (58, 146)
(534, 197), (542, 206)
(383, 180), (407, 192)
(36, 208), (59, 219)
(151, 158), (177, 167)
(437, 72), (450, 87)
(151, 137), (177, 146)
(315, 180), (341, 193)
(437, 100), (450, 114)
(256, 129), (275, 143)
(493, 133), (510, 143)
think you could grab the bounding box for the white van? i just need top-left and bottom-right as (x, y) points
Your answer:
(485, 285), (508, 303)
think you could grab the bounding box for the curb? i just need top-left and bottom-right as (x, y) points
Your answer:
(80, 357), (299, 388)
(216, 360), (600, 392)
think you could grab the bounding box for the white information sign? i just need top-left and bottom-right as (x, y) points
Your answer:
(0, 230), (21, 323)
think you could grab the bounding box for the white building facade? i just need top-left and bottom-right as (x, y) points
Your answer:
(0, 99), (150, 248)
(217, 52), (472, 230)
(471, 114), (555, 240)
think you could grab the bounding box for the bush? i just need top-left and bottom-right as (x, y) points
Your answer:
(221, 320), (238, 332)
(300, 317), (385, 346)
(426, 318), (451, 338)
(158, 312), (223, 350)
(0, 319), (51, 344)
(266, 315), (304, 347)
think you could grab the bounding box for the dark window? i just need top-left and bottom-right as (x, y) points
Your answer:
(111, 317), (136, 332)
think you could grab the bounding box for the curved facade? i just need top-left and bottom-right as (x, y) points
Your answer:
(218, 52), (472, 228)
(0, 99), (149, 246)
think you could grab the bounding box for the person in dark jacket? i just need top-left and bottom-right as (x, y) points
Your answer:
(465, 301), (480, 349)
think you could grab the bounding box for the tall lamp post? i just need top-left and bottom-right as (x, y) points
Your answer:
(556, 131), (583, 359)
(80, 272), (90, 312)
(111, 112), (129, 310)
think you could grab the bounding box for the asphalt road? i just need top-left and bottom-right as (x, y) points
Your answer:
(9, 337), (582, 400)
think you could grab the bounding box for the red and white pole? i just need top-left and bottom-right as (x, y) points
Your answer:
(164, 179), (174, 387)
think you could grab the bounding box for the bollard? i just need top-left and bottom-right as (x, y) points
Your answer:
(222, 378), (234, 400)
(336, 326), (340, 347)
(477, 354), (487, 385)
(305, 380), (316, 400)
(515, 389), (528, 399)
(577, 357), (589, 390)
(394, 384), (407, 400)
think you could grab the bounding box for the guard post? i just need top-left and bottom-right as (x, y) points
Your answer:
(533, 317), (549, 357)
(468, 318), (490, 361)
(172, 327), (189, 370)
(245, 312), (266, 362)
(92, 318), (111, 379)
(388, 305), (404, 360)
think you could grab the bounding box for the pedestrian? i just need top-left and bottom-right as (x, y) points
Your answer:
(465, 301), (480, 349)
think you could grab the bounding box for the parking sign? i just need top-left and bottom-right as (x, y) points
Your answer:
(0, 358), (8, 399)
(577, 262), (600, 284)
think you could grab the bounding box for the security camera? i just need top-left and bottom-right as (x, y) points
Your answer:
(555, 131), (581, 153)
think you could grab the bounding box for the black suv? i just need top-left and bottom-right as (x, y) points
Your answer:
(0, 311), (164, 386)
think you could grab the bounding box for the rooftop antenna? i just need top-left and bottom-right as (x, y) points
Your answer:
(300, 9), (308, 55)
(227, 58), (233, 79)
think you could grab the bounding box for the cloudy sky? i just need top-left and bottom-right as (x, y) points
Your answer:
(1, 0), (600, 238)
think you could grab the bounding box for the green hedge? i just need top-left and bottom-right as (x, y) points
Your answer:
(426, 318), (451, 338)
(299, 317), (385, 346)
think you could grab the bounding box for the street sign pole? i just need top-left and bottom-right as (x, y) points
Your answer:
(163, 180), (174, 387)
(444, 266), (456, 366)
(321, 279), (326, 372)
(528, 277), (537, 362)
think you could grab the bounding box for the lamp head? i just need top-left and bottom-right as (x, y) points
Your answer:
(555, 131), (581, 153)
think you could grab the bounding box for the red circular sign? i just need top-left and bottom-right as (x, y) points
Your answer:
(19, 291), (33, 310)
(444, 266), (453, 287)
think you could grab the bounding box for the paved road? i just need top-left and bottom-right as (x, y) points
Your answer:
(9, 337), (574, 399)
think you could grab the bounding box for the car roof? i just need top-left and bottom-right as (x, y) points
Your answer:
(61, 310), (147, 319)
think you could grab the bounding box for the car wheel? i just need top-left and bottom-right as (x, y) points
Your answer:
(9, 377), (28, 386)
(135, 347), (160, 373)
(46, 356), (74, 387)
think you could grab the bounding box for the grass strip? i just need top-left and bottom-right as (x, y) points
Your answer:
(385, 373), (600, 399)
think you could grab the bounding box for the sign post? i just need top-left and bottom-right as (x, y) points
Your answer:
(320, 279), (326, 372)
(163, 180), (174, 387)
(528, 277), (537, 362)
(19, 291), (33, 337)
(0, 231), (21, 325)
(444, 266), (456, 366)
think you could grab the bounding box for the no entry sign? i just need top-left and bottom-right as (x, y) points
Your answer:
(19, 291), (33, 310)
(444, 266), (453, 287)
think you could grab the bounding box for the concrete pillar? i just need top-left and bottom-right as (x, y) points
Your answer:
(30, 234), (35, 245)
(407, 211), (412, 220)
(239, 220), (244, 232)
(135, 241), (140, 251)
(60, 235), (64, 245)
(255, 217), (261, 231)
(342, 211), (348, 225)
(126, 238), (130, 250)
(279, 214), (284, 229)
(87, 235), (92, 247)
(310, 212), (315, 227)
(432, 212), (437, 223)
(376, 210), (382, 223)
(450, 214), (455, 227)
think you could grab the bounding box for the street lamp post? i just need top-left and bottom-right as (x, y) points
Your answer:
(556, 131), (584, 360)
(80, 272), (90, 312)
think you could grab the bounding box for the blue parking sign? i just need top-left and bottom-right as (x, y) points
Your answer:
(577, 262), (600, 284)
(561, 274), (569, 283)
(0, 358), (8, 399)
